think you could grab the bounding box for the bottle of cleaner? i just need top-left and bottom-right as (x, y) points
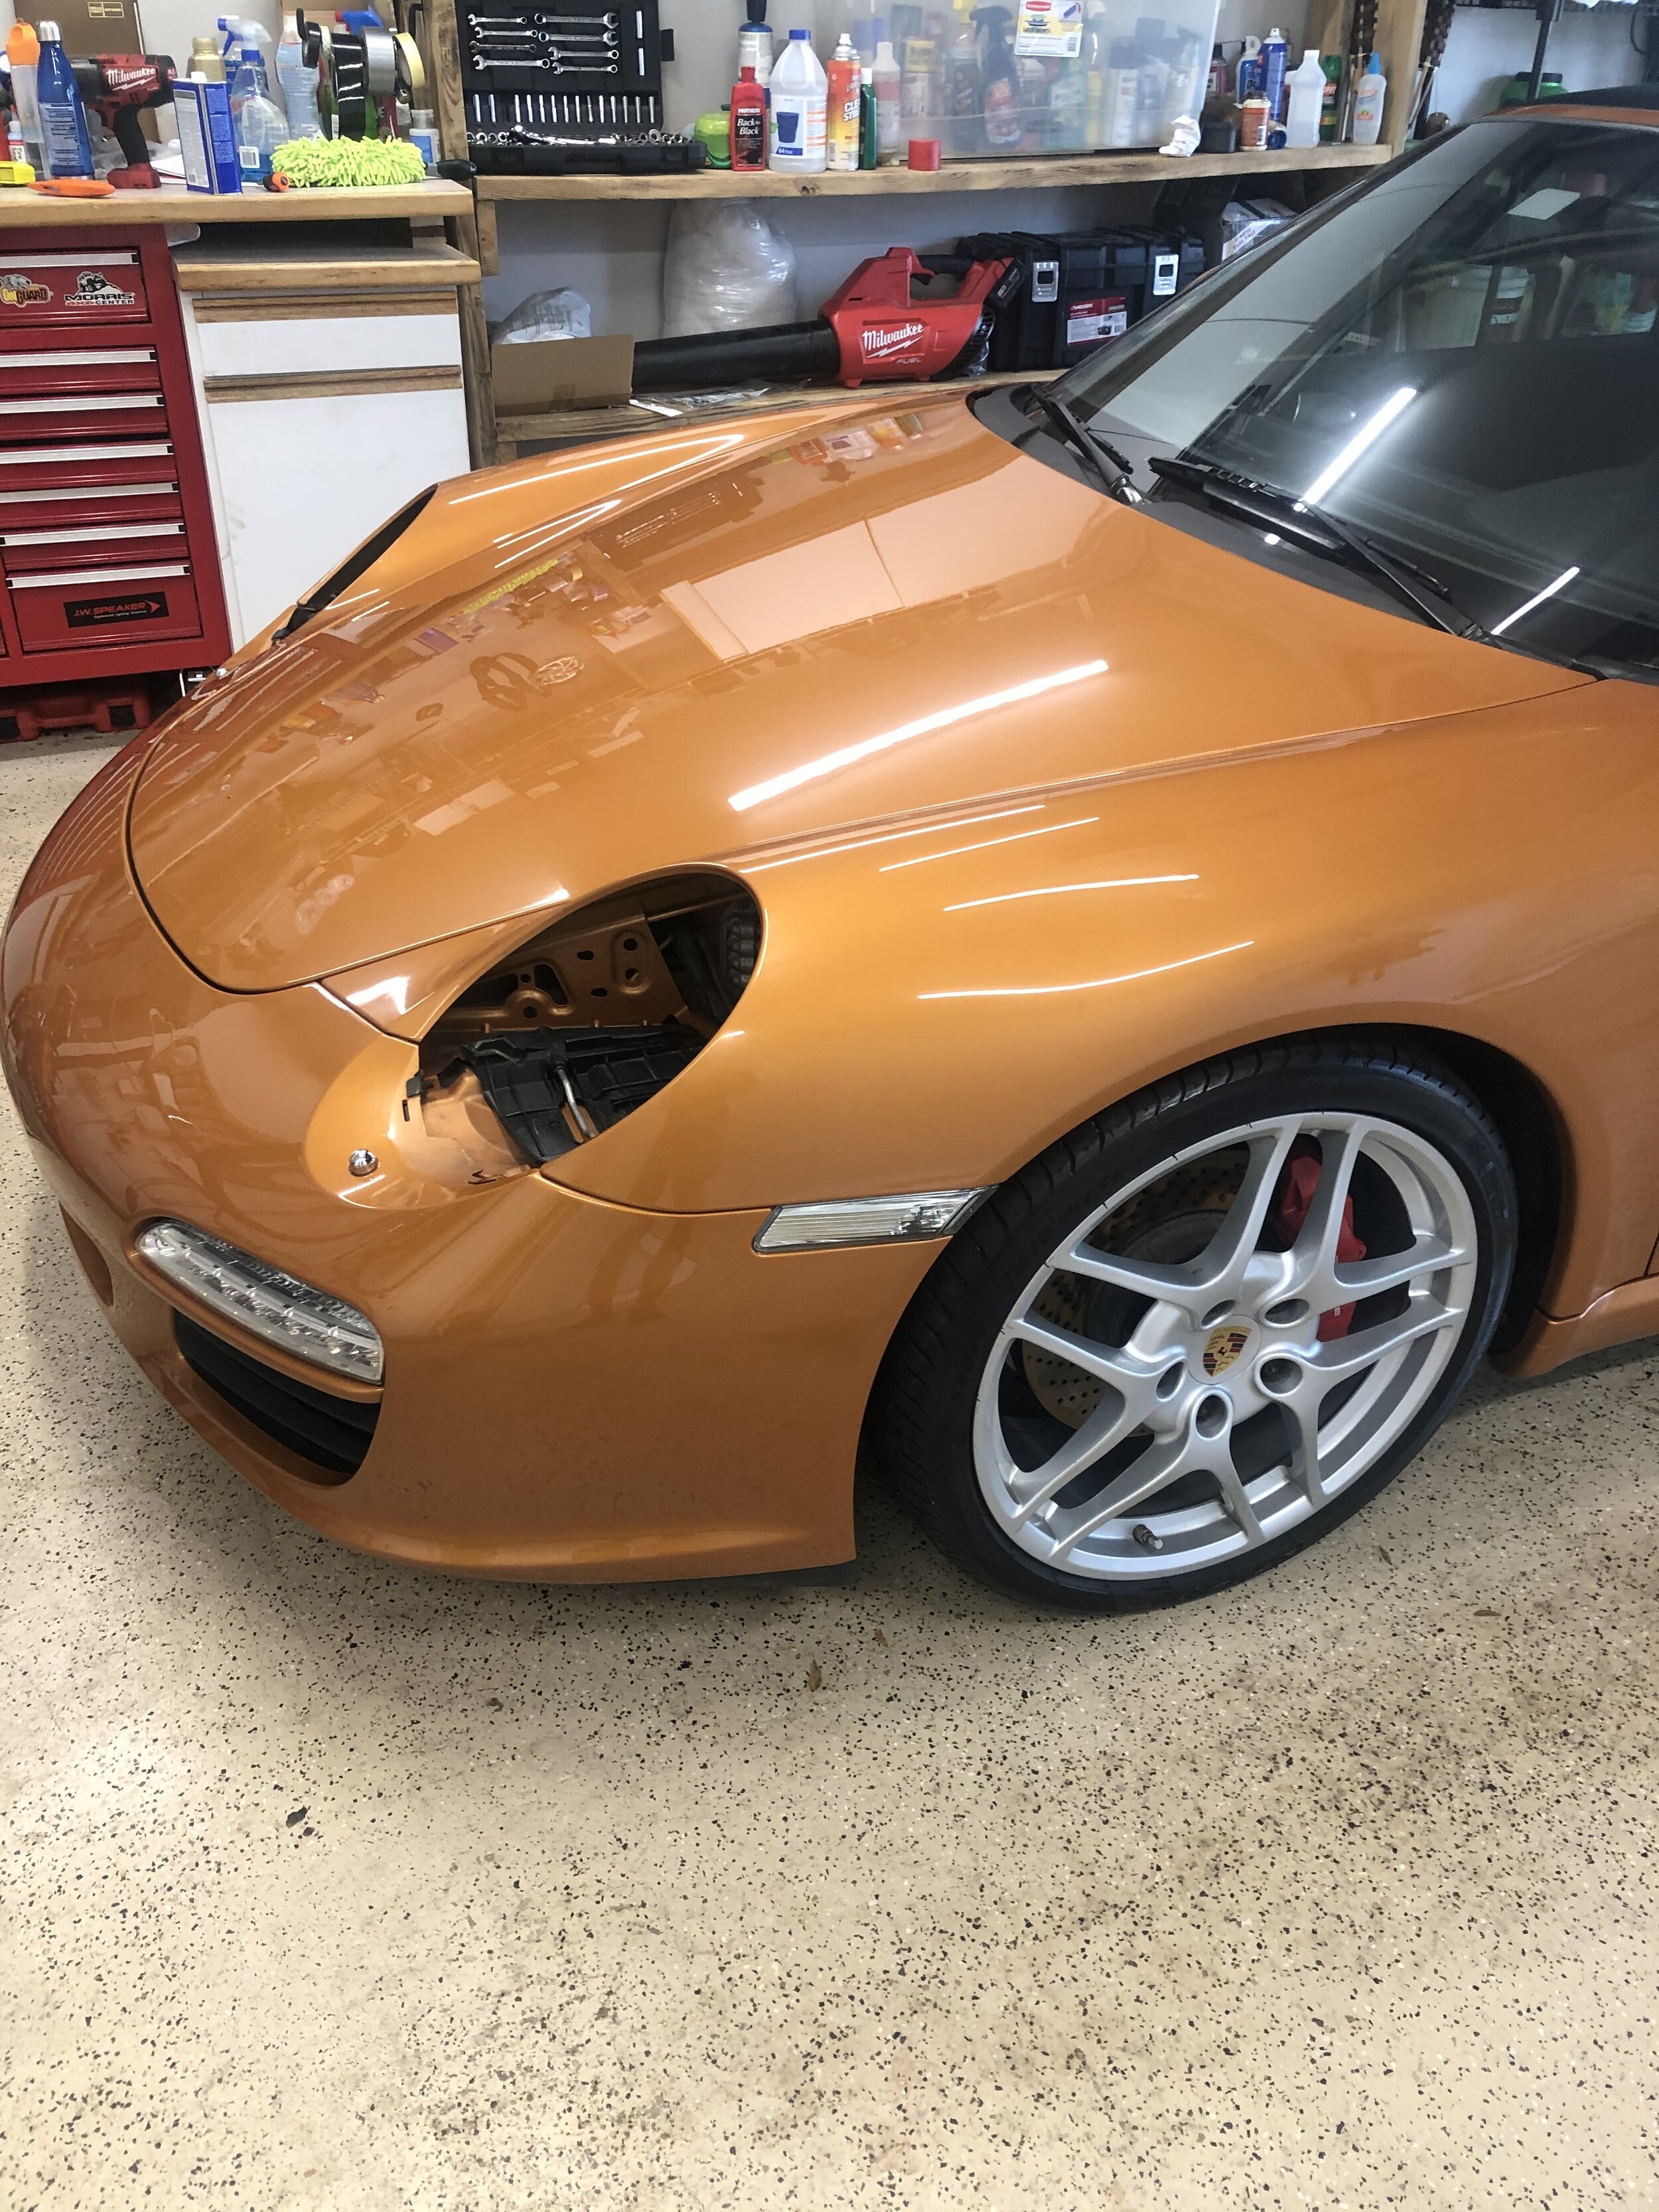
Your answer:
(1258, 25), (1288, 117)
(1102, 37), (1137, 145)
(945, 11), (981, 155)
(769, 26), (826, 173)
(1283, 45), (1324, 146)
(218, 15), (273, 71)
(900, 35), (936, 133)
(1047, 61), (1087, 149)
(826, 31), (860, 171)
(737, 15), (773, 90)
(872, 36), (901, 162)
(33, 21), (91, 179)
(1350, 51), (1385, 143)
(275, 14), (321, 136)
(5, 20), (46, 174)
(730, 62), (767, 169)
(859, 62), (878, 167)
(230, 43), (287, 178)
(1319, 53), (1340, 140)
(974, 7), (1021, 151)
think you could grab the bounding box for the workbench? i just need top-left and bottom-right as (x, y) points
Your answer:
(0, 179), (483, 664)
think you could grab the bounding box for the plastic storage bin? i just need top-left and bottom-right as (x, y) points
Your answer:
(812, 0), (1218, 159)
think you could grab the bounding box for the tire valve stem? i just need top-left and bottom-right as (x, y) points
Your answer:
(1131, 1523), (1164, 1552)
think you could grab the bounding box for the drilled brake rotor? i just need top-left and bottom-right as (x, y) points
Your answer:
(1023, 1155), (1246, 1428)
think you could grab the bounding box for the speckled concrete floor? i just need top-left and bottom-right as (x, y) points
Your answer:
(1, 735), (1656, 2212)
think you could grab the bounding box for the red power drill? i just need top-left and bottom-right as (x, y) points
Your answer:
(71, 56), (177, 188)
(631, 248), (1017, 394)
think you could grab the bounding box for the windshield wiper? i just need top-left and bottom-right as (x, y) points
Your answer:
(1016, 384), (1143, 506)
(1146, 453), (1522, 649)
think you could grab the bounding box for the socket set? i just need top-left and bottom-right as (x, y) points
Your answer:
(462, 0), (667, 159)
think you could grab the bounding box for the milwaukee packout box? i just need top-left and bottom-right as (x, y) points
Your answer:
(961, 227), (1206, 370)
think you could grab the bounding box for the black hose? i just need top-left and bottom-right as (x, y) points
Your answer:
(631, 319), (841, 392)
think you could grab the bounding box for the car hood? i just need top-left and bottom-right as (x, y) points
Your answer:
(129, 392), (1585, 995)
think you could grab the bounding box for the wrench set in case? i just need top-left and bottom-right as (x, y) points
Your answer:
(461, 0), (671, 163)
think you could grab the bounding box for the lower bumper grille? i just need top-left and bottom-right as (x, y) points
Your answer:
(175, 1312), (380, 1479)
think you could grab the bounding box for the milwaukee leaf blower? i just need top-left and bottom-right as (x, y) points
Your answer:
(630, 247), (1017, 394)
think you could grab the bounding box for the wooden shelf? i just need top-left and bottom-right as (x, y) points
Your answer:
(496, 367), (1058, 449)
(173, 238), (480, 291)
(476, 143), (1393, 204)
(0, 178), (474, 228)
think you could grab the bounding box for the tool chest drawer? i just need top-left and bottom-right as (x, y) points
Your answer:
(0, 343), (160, 400)
(2, 520), (188, 572)
(4, 391), (171, 439)
(9, 561), (200, 651)
(0, 250), (149, 329)
(0, 437), (178, 492)
(0, 477), (181, 531)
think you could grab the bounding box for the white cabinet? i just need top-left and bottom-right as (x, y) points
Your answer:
(176, 244), (476, 646)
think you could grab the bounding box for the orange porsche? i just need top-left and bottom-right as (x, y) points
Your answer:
(5, 95), (1658, 1607)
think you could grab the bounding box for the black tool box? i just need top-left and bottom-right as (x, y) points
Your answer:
(461, 0), (672, 167)
(958, 228), (1206, 371)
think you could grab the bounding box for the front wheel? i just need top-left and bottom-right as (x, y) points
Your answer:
(875, 1039), (1518, 1610)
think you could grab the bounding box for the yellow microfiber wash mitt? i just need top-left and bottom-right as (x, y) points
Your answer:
(271, 138), (428, 188)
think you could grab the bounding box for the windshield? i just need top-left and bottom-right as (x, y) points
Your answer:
(1058, 117), (1659, 674)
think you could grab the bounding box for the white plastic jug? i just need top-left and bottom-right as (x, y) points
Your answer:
(1284, 46), (1325, 147)
(769, 26), (827, 173)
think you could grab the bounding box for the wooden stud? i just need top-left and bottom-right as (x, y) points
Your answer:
(427, 0), (498, 469)
(1374, 0), (1431, 150)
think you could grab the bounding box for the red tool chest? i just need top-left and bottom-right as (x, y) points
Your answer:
(0, 229), (230, 688)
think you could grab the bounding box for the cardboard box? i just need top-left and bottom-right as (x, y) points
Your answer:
(17, 0), (145, 60)
(173, 78), (240, 193)
(490, 334), (636, 415)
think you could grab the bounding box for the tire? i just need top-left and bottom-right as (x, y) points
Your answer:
(873, 1035), (1518, 1611)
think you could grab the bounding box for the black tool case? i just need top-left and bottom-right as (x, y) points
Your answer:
(958, 228), (1205, 370)
(462, 0), (668, 164)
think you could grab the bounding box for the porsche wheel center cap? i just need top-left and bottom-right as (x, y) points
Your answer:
(1202, 1323), (1252, 1378)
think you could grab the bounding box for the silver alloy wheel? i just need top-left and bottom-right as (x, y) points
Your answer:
(972, 1113), (1480, 1582)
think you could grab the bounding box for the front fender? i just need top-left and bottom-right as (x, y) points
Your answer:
(548, 682), (1659, 1314)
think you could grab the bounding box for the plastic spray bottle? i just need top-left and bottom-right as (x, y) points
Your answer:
(974, 7), (1021, 151)
(275, 15), (321, 136)
(230, 42), (287, 179)
(826, 31), (860, 171)
(768, 25), (826, 173)
(33, 20), (91, 178)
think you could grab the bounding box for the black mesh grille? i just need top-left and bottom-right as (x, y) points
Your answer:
(175, 1313), (379, 1479)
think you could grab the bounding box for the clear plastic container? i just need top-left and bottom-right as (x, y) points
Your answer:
(806, 0), (1218, 159)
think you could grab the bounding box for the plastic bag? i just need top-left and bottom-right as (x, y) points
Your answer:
(494, 288), (593, 344)
(662, 204), (798, 339)
(1220, 199), (1297, 261)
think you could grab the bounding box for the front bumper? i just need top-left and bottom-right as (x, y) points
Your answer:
(1, 747), (939, 1580)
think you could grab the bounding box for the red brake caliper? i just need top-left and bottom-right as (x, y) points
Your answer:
(1271, 1140), (1367, 1340)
